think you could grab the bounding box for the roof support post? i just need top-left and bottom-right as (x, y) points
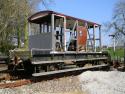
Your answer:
(93, 24), (96, 52)
(76, 20), (79, 52)
(99, 26), (102, 51)
(64, 17), (67, 51)
(51, 14), (55, 51)
(85, 22), (88, 52)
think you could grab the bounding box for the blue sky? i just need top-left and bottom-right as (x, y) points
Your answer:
(39, 0), (118, 46)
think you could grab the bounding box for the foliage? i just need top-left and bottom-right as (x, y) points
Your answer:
(0, 0), (51, 54)
(104, 0), (125, 45)
(0, 0), (30, 53)
(113, 0), (125, 35)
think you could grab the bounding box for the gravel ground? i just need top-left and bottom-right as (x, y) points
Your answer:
(0, 76), (85, 94)
(0, 71), (125, 94)
(78, 71), (125, 94)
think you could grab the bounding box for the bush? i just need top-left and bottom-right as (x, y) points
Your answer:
(0, 42), (15, 55)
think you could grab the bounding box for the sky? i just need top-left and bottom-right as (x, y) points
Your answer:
(38, 0), (118, 46)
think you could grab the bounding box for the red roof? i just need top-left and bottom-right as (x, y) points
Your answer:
(28, 10), (101, 26)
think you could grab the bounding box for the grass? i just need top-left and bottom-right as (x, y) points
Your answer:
(106, 47), (124, 60)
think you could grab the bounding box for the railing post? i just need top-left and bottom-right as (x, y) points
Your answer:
(51, 14), (55, 51)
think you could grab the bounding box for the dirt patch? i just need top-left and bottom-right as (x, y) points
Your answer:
(0, 76), (86, 94)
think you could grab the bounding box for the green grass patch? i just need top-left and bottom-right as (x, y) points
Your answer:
(106, 47), (124, 59)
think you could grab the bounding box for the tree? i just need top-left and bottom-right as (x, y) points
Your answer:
(0, 0), (51, 54)
(105, 0), (125, 45)
(0, 0), (18, 54)
(0, 0), (31, 53)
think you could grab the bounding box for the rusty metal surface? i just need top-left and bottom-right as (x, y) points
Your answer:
(0, 79), (31, 88)
(77, 26), (87, 50)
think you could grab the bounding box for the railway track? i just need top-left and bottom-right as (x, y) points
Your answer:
(0, 63), (110, 88)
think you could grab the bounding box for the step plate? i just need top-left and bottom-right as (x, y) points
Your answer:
(32, 64), (109, 77)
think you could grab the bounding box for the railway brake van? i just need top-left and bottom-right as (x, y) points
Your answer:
(9, 10), (110, 77)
